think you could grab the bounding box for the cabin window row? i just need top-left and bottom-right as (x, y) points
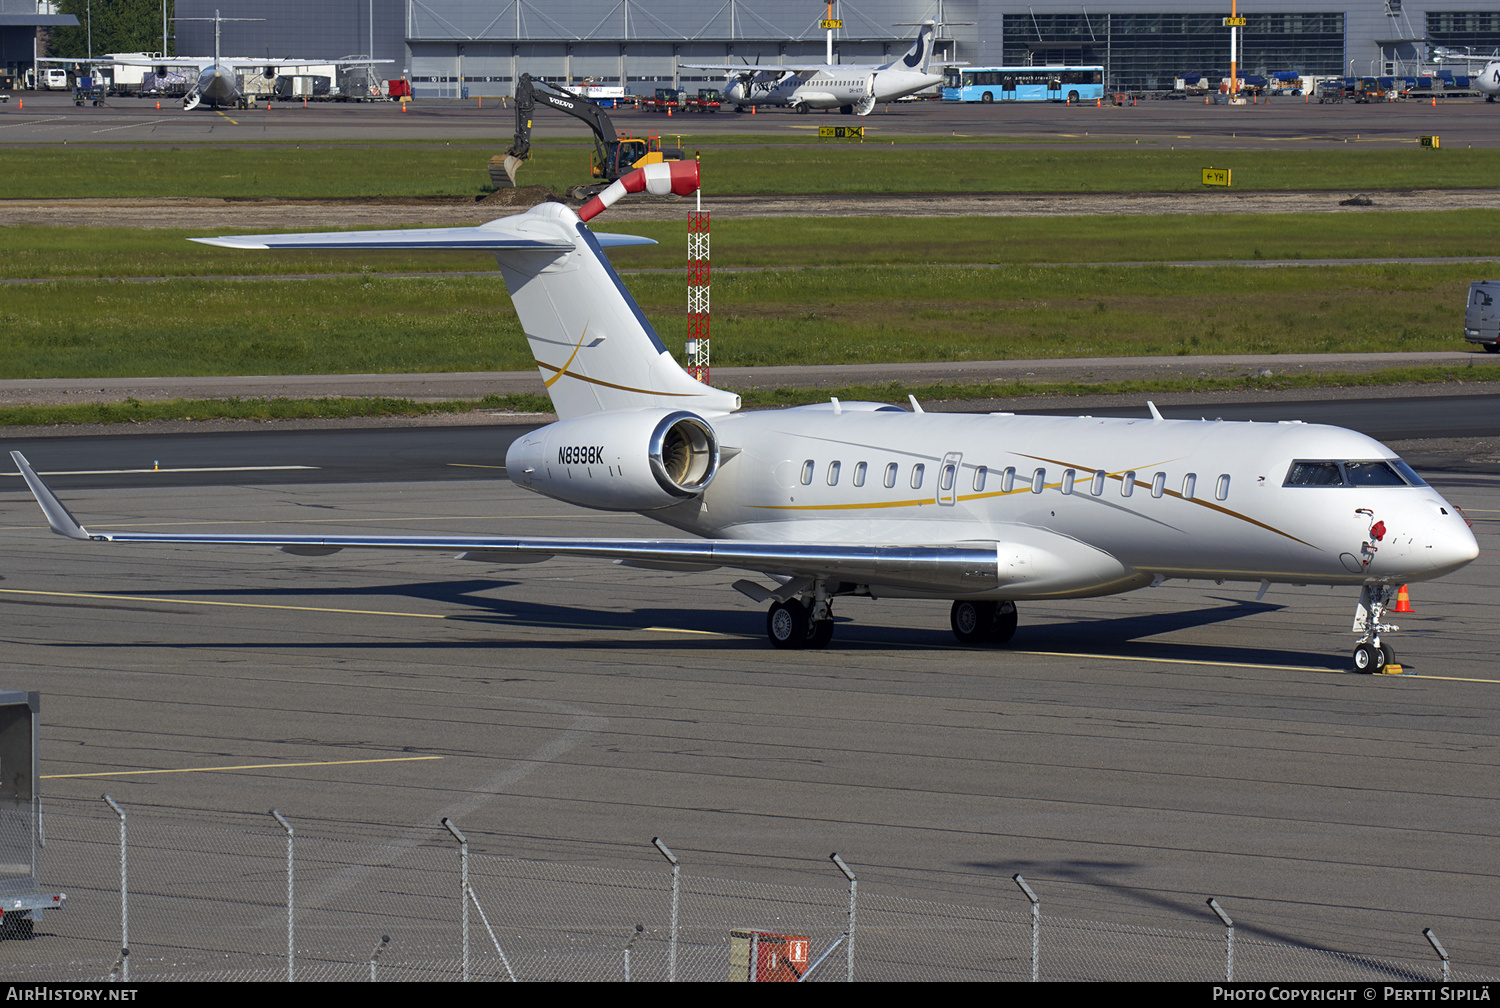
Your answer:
(799, 460), (1233, 500)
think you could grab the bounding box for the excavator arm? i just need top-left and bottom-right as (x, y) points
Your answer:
(492, 73), (619, 189)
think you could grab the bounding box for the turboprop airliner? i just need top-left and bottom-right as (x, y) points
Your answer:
(685, 21), (945, 115)
(10, 162), (1479, 671)
(47, 10), (389, 110)
(1477, 60), (1500, 101)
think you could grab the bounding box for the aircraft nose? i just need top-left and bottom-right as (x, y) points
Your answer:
(1420, 513), (1480, 578)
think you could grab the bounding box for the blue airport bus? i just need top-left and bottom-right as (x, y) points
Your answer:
(941, 66), (1105, 103)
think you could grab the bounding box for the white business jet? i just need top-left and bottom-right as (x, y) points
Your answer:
(686, 21), (945, 115)
(10, 162), (1479, 671)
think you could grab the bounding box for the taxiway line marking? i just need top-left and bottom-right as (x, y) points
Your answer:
(0, 587), (450, 619)
(43, 756), (444, 779)
(1006, 648), (1500, 682)
(0, 116), (67, 130)
(91, 117), (181, 133)
(2, 466), (318, 477)
(0, 587), (737, 635)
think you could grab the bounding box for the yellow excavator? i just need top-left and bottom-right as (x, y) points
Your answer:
(490, 73), (685, 200)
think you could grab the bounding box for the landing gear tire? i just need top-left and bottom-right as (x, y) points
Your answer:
(951, 600), (997, 644)
(990, 602), (1019, 644)
(950, 600), (1018, 645)
(840, 104), (854, 115)
(808, 619), (835, 649)
(796, 104), (809, 114)
(768, 600), (809, 648)
(767, 600), (835, 649)
(1352, 642), (1387, 673)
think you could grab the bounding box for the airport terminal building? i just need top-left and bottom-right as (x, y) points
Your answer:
(172, 1), (1500, 95)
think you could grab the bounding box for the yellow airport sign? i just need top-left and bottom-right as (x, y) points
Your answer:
(1223, 16), (1247, 25)
(1202, 167), (1232, 187)
(820, 19), (843, 29)
(820, 126), (864, 139)
(1420, 135), (1440, 148)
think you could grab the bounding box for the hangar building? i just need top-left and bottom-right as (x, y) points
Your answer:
(172, 1), (1500, 96)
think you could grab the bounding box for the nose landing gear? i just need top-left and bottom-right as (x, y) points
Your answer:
(1352, 584), (1400, 673)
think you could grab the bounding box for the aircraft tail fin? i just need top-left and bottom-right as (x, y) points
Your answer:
(888, 21), (937, 73)
(192, 203), (741, 422)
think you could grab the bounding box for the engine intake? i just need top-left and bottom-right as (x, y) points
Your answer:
(506, 408), (719, 511)
(650, 412), (716, 496)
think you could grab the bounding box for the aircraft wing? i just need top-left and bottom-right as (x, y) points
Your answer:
(11, 452), (999, 594)
(682, 63), (817, 74)
(190, 223), (655, 252)
(77, 57), (392, 68)
(214, 58), (395, 68)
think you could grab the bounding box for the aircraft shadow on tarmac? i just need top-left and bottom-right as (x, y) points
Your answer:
(965, 858), (1432, 976)
(61, 578), (1362, 669)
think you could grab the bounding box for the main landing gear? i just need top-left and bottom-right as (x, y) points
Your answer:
(758, 587), (1021, 650)
(950, 600), (1018, 645)
(1351, 584), (1399, 673)
(766, 599), (834, 649)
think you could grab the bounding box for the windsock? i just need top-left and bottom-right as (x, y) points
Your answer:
(578, 159), (700, 222)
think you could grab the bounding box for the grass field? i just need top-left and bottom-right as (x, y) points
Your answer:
(0, 263), (1475, 379)
(2, 144), (1498, 198)
(5, 210), (1498, 277)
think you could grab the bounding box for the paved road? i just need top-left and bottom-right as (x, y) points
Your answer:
(4, 392), (1499, 490)
(5, 88), (1500, 147)
(2, 351), (1497, 410)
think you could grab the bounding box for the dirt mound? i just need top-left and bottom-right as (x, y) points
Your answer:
(478, 185), (559, 209)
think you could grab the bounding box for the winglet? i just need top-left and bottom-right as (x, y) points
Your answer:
(9, 452), (91, 540)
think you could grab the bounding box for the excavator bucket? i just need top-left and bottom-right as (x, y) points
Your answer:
(487, 154), (523, 189)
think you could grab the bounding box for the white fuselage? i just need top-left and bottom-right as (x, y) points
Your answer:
(186, 64), (244, 109)
(1477, 61), (1500, 97)
(617, 405), (1476, 600)
(722, 65), (942, 112)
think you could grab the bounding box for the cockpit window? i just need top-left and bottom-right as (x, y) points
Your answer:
(1284, 459), (1424, 488)
(1343, 461), (1405, 486)
(1389, 459), (1428, 487)
(1284, 461), (1344, 486)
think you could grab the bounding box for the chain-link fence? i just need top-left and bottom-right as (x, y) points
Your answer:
(0, 796), (1487, 982)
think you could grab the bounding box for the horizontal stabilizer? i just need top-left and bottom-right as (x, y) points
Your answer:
(190, 223), (655, 251)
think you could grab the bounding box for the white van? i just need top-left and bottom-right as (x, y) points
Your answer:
(1464, 281), (1500, 353)
(38, 68), (68, 89)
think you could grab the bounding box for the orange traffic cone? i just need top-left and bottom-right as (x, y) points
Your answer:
(1393, 585), (1413, 612)
(1432, 96), (1437, 107)
(155, 99), (160, 109)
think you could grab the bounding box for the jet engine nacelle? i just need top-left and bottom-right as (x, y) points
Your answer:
(505, 408), (718, 511)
